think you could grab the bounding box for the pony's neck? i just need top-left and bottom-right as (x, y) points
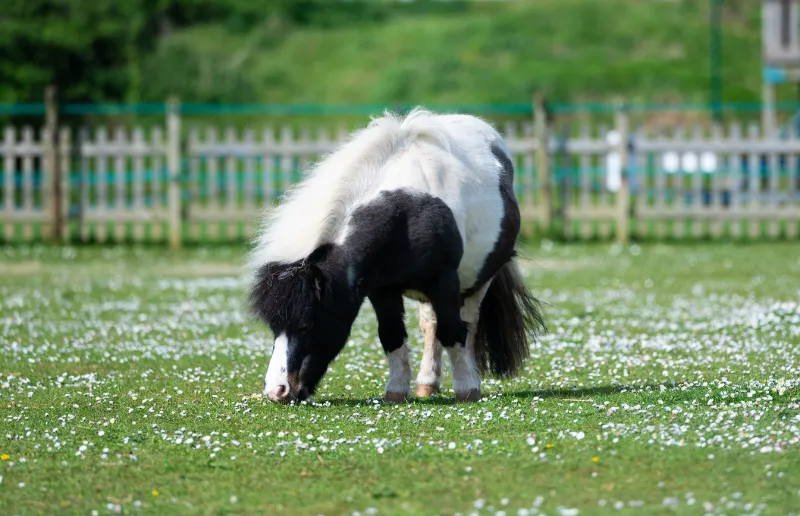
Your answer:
(320, 246), (369, 317)
(331, 241), (393, 301)
(315, 221), (407, 319)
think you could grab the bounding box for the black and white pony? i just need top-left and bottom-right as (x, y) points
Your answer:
(247, 108), (545, 403)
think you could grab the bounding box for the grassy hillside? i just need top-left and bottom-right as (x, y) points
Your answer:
(140, 0), (763, 107)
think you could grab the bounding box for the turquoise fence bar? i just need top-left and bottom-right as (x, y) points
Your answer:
(0, 104), (47, 115)
(6, 101), (800, 117)
(61, 103), (167, 116)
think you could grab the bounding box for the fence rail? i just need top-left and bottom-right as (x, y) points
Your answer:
(2, 95), (800, 246)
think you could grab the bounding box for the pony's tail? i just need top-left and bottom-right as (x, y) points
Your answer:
(473, 259), (546, 378)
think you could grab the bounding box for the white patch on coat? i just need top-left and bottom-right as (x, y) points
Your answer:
(248, 108), (509, 297)
(461, 279), (491, 324)
(249, 108), (469, 270)
(263, 333), (289, 395)
(385, 344), (411, 395)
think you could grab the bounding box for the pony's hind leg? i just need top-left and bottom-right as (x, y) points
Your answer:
(415, 302), (442, 397)
(369, 288), (411, 403)
(445, 280), (492, 402)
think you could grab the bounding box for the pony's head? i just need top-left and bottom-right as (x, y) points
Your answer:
(249, 244), (356, 403)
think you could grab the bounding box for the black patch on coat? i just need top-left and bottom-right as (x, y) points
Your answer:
(345, 189), (468, 349)
(462, 143), (521, 298)
(345, 189), (464, 295)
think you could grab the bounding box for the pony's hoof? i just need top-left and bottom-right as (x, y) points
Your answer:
(455, 389), (481, 402)
(415, 384), (439, 398)
(383, 391), (409, 403)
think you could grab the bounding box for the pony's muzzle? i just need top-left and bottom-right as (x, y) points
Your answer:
(267, 384), (291, 403)
(266, 384), (310, 403)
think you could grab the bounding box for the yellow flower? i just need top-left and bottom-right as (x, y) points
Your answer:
(545, 444), (553, 449)
(592, 456), (599, 463)
(152, 490), (159, 497)
(0, 454), (9, 460)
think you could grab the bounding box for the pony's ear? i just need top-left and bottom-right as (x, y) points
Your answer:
(302, 262), (324, 301)
(301, 259), (325, 301)
(306, 244), (332, 301)
(313, 272), (324, 301)
(289, 244), (332, 302)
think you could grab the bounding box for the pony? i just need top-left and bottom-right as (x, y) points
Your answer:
(247, 107), (545, 403)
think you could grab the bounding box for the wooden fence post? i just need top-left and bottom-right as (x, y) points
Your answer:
(2, 127), (14, 243)
(167, 97), (182, 250)
(534, 94), (552, 234)
(58, 127), (71, 242)
(44, 85), (61, 241)
(615, 99), (630, 245)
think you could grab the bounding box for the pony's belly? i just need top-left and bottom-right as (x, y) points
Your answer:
(403, 289), (430, 302)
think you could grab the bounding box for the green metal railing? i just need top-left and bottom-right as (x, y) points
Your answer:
(3, 101), (800, 117)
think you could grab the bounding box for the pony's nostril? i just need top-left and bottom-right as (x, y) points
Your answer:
(268, 384), (289, 402)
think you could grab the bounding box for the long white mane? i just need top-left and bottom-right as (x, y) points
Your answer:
(247, 107), (462, 270)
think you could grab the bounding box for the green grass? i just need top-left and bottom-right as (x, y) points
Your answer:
(1, 242), (800, 515)
(141, 0), (767, 111)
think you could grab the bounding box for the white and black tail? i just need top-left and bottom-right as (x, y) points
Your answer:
(473, 259), (546, 378)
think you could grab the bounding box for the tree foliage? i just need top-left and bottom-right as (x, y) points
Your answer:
(0, 0), (464, 103)
(0, 0), (761, 107)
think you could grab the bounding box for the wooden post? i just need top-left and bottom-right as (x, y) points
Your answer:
(534, 94), (552, 233)
(3, 127), (15, 243)
(615, 100), (630, 245)
(167, 97), (182, 250)
(58, 127), (71, 241)
(44, 85), (60, 241)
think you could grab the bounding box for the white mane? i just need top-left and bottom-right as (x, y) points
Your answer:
(247, 107), (460, 270)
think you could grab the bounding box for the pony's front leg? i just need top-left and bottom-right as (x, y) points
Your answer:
(426, 270), (480, 402)
(444, 335), (481, 402)
(369, 289), (411, 403)
(444, 280), (492, 402)
(415, 302), (442, 397)
(384, 344), (411, 403)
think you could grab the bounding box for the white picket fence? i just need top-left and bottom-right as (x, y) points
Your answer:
(2, 126), (48, 242)
(2, 110), (800, 245)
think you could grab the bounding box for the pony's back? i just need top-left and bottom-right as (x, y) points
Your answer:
(248, 108), (503, 271)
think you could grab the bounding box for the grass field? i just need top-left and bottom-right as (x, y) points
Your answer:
(1, 241), (799, 515)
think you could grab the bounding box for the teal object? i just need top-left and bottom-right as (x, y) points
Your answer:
(763, 67), (788, 85)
